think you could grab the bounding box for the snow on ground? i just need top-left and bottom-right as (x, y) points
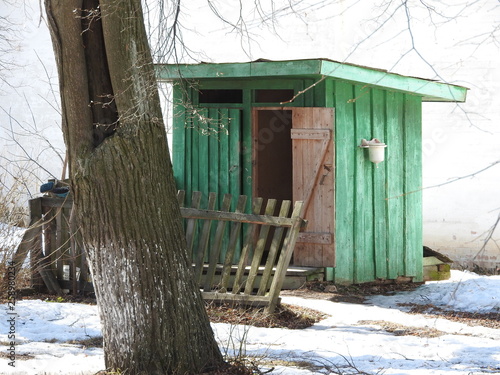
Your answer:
(1, 270), (499, 375)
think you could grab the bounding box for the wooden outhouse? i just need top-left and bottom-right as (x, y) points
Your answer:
(156, 59), (467, 284)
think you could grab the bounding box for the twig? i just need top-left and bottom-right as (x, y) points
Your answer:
(472, 211), (500, 260)
(280, 76), (326, 104)
(386, 160), (500, 200)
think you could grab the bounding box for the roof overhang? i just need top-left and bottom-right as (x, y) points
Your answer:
(155, 59), (468, 103)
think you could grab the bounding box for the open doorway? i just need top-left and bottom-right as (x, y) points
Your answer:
(253, 107), (336, 268)
(253, 109), (293, 204)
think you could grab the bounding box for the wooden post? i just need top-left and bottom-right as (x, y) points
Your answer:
(30, 199), (45, 290)
(5, 198), (43, 288)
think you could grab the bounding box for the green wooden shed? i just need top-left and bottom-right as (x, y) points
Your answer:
(156, 58), (467, 284)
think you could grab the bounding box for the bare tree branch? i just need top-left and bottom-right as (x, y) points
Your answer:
(387, 160), (500, 200)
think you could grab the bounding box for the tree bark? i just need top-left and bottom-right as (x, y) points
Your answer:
(44, 0), (225, 373)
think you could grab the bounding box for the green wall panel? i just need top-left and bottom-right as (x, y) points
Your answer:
(371, 89), (389, 279)
(333, 81), (356, 283)
(386, 92), (405, 279)
(403, 95), (423, 281)
(353, 84), (375, 283)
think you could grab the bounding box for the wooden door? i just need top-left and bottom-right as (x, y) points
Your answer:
(291, 108), (335, 267)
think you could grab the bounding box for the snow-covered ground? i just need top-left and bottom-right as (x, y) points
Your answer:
(1, 270), (499, 375)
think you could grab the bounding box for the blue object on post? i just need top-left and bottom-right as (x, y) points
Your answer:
(40, 181), (70, 198)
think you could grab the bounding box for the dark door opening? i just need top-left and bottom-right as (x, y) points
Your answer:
(253, 109), (293, 204)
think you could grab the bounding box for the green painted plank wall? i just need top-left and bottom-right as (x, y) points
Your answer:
(333, 80), (356, 283)
(385, 91), (405, 279)
(172, 78), (423, 283)
(172, 104), (244, 262)
(172, 85), (186, 192)
(173, 106), (243, 208)
(353, 84), (375, 283)
(371, 89), (388, 279)
(403, 95), (423, 280)
(332, 80), (423, 283)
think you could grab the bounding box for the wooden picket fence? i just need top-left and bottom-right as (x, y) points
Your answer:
(11, 191), (306, 312)
(178, 190), (306, 312)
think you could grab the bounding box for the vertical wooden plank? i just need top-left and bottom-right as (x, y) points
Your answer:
(225, 109), (243, 260)
(27, 198), (43, 289)
(45, 206), (57, 278)
(266, 201), (304, 313)
(204, 194), (232, 292)
(218, 108), (230, 203)
(303, 79), (315, 106)
(371, 89), (389, 279)
(177, 190), (186, 206)
(386, 92), (405, 279)
(208, 108), (220, 202)
(233, 198), (263, 293)
(242, 90), (253, 208)
(190, 112), (200, 198)
(10, 198), (41, 277)
(185, 192), (202, 260)
(404, 95), (423, 281)
(197, 108), (209, 205)
(229, 109), (242, 208)
(353, 84), (374, 283)
(172, 85), (186, 190)
(193, 192), (217, 284)
(244, 199), (276, 294)
(333, 81), (356, 283)
(312, 78), (327, 107)
(315, 108), (335, 267)
(325, 78), (336, 280)
(324, 79), (335, 108)
(184, 115), (193, 204)
(220, 195), (247, 291)
(258, 200), (291, 295)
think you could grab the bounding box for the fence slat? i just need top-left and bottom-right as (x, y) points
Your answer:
(204, 194), (232, 292)
(232, 197), (263, 294)
(185, 192), (202, 258)
(220, 195), (247, 291)
(244, 199), (277, 295)
(258, 200), (291, 296)
(193, 192), (217, 283)
(177, 190), (186, 206)
(266, 201), (305, 313)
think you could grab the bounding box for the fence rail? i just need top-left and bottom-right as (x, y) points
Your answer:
(10, 191), (306, 313)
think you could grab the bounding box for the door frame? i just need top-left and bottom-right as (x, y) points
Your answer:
(251, 107), (294, 203)
(251, 107), (336, 267)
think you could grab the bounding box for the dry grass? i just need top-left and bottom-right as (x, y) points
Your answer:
(206, 302), (327, 329)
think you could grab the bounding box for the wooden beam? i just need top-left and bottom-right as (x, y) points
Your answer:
(180, 207), (306, 228)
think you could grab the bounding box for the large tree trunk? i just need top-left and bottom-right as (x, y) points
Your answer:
(44, 1), (225, 373)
